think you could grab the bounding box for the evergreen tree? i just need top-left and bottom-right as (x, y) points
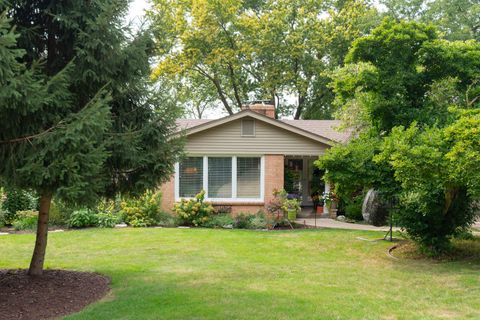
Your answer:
(0, 1), (182, 275)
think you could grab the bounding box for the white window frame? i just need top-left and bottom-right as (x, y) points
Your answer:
(175, 155), (265, 203)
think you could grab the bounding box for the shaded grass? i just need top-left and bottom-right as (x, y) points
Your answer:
(0, 228), (479, 319)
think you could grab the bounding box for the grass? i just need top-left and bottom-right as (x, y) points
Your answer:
(0, 228), (479, 320)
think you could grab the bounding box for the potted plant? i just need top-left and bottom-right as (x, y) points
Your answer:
(283, 198), (301, 221)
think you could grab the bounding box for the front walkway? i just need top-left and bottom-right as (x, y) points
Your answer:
(295, 218), (400, 232)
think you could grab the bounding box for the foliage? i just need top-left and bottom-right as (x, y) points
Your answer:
(156, 211), (179, 228)
(12, 210), (38, 231)
(68, 209), (98, 229)
(316, 134), (397, 211)
(96, 213), (119, 228)
(246, 211), (274, 230)
(48, 200), (71, 227)
(344, 195), (364, 221)
(202, 214), (235, 229)
(149, 0), (380, 119)
(120, 191), (164, 227)
(0, 188), (38, 225)
(332, 18), (480, 134)
(173, 190), (215, 227)
(267, 189), (300, 225)
(376, 113), (480, 254)
(333, 18), (439, 132)
(381, 0), (480, 41)
(228, 211), (274, 230)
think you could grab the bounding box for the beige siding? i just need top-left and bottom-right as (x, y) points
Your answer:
(185, 117), (329, 155)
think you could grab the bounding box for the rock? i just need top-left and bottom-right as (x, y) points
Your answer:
(362, 189), (388, 226)
(49, 229), (64, 233)
(336, 215), (346, 222)
(154, 226), (163, 229)
(115, 223), (128, 228)
(177, 226), (190, 229)
(0, 232), (9, 235)
(222, 224), (233, 229)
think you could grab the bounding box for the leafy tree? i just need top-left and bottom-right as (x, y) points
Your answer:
(332, 18), (480, 133)
(0, 1), (181, 275)
(320, 19), (480, 254)
(381, 0), (480, 41)
(149, 0), (379, 119)
(376, 110), (480, 254)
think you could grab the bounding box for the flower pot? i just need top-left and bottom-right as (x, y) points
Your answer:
(287, 209), (297, 221)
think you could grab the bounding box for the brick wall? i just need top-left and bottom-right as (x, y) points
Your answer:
(264, 154), (284, 206)
(159, 174), (175, 213)
(158, 154), (285, 215)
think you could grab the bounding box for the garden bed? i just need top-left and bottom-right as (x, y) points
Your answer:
(389, 238), (480, 261)
(0, 269), (110, 320)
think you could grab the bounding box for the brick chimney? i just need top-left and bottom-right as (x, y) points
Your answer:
(242, 100), (275, 119)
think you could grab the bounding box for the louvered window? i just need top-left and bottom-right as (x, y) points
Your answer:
(179, 157), (203, 197)
(208, 157), (232, 198)
(237, 157), (261, 198)
(241, 119), (255, 136)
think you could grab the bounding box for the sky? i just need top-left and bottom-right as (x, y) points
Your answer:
(127, 0), (151, 24)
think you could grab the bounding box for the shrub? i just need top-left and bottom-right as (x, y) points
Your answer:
(157, 211), (179, 227)
(96, 212), (119, 228)
(48, 200), (70, 227)
(68, 209), (98, 228)
(203, 214), (235, 228)
(248, 211), (273, 229)
(233, 211), (273, 230)
(1, 188), (38, 224)
(234, 213), (251, 229)
(344, 195), (364, 221)
(12, 210), (38, 230)
(173, 190), (214, 226)
(121, 191), (163, 227)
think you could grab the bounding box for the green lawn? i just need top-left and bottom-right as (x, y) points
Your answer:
(1, 228), (479, 320)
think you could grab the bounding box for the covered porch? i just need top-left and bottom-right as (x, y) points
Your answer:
(283, 156), (332, 218)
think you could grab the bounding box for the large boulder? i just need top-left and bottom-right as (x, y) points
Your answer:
(362, 189), (388, 226)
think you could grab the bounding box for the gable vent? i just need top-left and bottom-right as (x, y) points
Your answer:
(241, 119), (255, 137)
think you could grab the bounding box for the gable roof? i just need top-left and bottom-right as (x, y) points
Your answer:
(176, 110), (351, 145)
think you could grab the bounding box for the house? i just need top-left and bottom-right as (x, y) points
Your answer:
(160, 103), (351, 216)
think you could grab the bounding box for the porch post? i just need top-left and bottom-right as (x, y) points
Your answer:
(323, 181), (330, 215)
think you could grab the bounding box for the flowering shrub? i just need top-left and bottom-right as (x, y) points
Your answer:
(173, 190), (214, 226)
(120, 191), (163, 227)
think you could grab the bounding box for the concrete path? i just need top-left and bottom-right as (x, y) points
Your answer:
(295, 218), (400, 232)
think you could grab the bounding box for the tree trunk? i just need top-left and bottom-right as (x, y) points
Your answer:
(28, 192), (53, 276)
(294, 94), (305, 119)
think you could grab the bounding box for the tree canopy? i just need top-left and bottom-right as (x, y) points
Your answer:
(149, 0), (379, 119)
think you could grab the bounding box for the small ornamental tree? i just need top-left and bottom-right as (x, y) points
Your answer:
(0, 2), (182, 275)
(376, 111), (480, 254)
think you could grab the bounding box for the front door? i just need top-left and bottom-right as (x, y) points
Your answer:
(284, 157), (325, 206)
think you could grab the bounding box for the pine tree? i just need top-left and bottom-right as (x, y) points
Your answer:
(0, 1), (182, 275)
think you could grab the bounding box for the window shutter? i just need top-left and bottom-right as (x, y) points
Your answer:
(237, 157), (261, 198)
(208, 157), (232, 198)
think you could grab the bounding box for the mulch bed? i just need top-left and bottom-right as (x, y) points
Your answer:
(0, 269), (110, 320)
